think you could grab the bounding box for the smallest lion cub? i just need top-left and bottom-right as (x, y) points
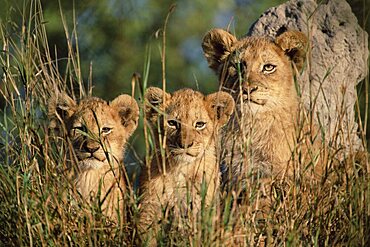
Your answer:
(48, 93), (139, 223)
(138, 87), (234, 243)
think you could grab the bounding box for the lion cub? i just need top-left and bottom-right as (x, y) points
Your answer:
(138, 87), (234, 242)
(49, 93), (139, 223)
(202, 29), (324, 193)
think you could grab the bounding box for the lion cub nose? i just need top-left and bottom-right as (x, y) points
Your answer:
(177, 141), (194, 149)
(243, 85), (258, 95)
(83, 142), (100, 153)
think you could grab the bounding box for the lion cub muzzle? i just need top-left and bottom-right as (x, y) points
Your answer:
(171, 125), (195, 149)
(167, 122), (199, 161)
(76, 138), (105, 161)
(81, 140), (100, 154)
(241, 84), (267, 105)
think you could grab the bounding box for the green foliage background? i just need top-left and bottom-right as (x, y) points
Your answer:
(1, 0), (289, 98)
(0, 0), (368, 154)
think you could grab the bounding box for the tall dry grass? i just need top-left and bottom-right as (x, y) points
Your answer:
(0, 1), (134, 245)
(0, 0), (369, 246)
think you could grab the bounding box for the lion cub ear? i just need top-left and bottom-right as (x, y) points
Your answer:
(144, 87), (171, 123)
(202, 28), (237, 72)
(275, 31), (308, 71)
(205, 91), (235, 127)
(48, 92), (77, 129)
(110, 94), (139, 134)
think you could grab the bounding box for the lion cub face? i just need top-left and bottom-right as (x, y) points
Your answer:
(202, 29), (308, 114)
(49, 93), (139, 169)
(145, 87), (234, 163)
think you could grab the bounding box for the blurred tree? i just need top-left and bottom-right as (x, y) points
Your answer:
(1, 0), (367, 98)
(35, 0), (287, 98)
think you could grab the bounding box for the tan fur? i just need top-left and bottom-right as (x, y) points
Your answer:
(48, 93), (139, 223)
(202, 29), (324, 193)
(138, 87), (234, 243)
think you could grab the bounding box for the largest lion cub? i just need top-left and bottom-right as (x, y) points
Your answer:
(202, 29), (324, 193)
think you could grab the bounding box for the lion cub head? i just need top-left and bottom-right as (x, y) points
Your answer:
(202, 29), (308, 114)
(145, 87), (234, 163)
(49, 93), (139, 170)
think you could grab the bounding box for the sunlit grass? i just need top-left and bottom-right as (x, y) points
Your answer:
(0, 0), (369, 246)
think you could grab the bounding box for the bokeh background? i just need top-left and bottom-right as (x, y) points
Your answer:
(1, 0), (369, 156)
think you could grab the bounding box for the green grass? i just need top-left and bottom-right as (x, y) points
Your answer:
(0, 0), (369, 246)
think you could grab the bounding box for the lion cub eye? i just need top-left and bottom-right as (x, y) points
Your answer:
(262, 64), (276, 73)
(101, 127), (112, 135)
(71, 125), (87, 136)
(195, 121), (206, 130)
(167, 119), (179, 129)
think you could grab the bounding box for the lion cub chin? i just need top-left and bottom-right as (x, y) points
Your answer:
(138, 87), (234, 244)
(49, 93), (139, 223)
(202, 29), (325, 193)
